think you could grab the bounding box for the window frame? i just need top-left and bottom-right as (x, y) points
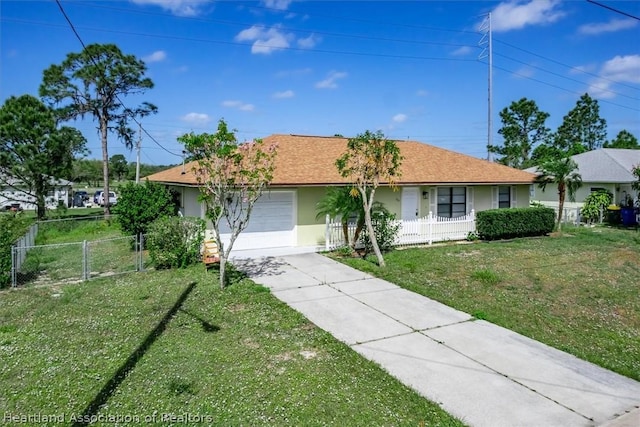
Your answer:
(437, 186), (467, 218)
(498, 186), (511, 209)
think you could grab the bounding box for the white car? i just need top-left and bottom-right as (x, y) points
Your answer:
(97, 191), (117, 207)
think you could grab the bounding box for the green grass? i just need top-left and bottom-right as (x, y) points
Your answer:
(0, 267), (463, 426)
(331, 226), (640, 381)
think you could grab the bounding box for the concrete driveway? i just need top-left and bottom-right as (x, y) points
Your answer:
(233, 252), (640, 427)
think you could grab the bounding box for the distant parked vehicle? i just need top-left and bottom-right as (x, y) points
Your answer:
(2, 203), (24, 212)
(97, 191), (117, 207)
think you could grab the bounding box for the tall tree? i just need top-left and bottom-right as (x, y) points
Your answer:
(535, 157), (582, 231)
(0, 95), (86, 219)
(603, 130), (639, 149)
(489, 98), (550, 169)
(40, 43), (157, 218)
(555, 93), (607, 154)
(336, 131), (402, 267)
(109, 154), (128, 181)
(179, 119), (278, 289)
(72, 158), (104, 187)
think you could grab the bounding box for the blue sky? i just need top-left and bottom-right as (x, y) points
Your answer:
(1, 0), (639, 166)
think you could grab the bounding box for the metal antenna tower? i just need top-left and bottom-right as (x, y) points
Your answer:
(479, 13), (493, 162)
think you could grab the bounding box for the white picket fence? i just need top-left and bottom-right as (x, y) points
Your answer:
(325, 210), (476, 251)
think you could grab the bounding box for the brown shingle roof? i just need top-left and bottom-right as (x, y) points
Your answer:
(145, 134), (537, 186)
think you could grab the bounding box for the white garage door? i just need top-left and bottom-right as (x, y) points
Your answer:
(220, 191), (295, 250)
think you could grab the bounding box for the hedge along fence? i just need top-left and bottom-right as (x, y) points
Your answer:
(476, 207), (555, 241)
(1, 215), (34, 289)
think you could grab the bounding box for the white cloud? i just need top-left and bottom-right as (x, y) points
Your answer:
(416, 89), (429, 97)
(222, 100), (255, 111)
(513, 65), (535, 79)
(490, 0), (565, 33)
(143, 50), (167, 63)
(130, 0), (210, 17)
(315, 71), (347, 89)
(587, 55), (640, 99)
(273, 90), (294, 99)
(262, 0), (293, 10)
(578, 18), (637, 36)
(569, 64), (595, 75)
(235, 25), (292, 54)
(451, 46), (472, 57)
(297, 34), (321, 49)
(392, 114), (407, 123)
(181, 112), (211, 125)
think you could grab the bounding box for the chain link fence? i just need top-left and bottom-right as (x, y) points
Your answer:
(10, 219), (147, 288)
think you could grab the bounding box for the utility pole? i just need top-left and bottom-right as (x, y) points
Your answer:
(136, 124), (142, 183)
(479, 12), (493, 162)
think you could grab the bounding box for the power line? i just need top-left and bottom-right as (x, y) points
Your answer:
(493, 38), (640, 92)
(67, 1), (479, 50)
(73, 0), (480, 36)
(3, 17), (478, 63)
(53, 0), (183, 159)
(493, 52), (640, 102)
(586, 0), (640, 21)
(491, 63), (640, 112)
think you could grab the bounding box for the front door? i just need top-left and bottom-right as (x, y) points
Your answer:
(401, 187), (419, 220)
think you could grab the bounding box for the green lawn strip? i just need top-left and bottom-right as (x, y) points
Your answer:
(332, 227), (640, 381)
(0, 272), (187, 420)
(1, 266), (463, 426)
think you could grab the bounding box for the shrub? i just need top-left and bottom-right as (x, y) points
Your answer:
(581, 190), (613, 223)
(114, 180), (178, 237)
(476, 207), (555, 241)
(360, 210), (400, 255)
(146, 217), (205, 269)
(0, 214), (33, 288)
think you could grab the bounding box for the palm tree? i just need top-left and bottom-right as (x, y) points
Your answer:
(316, 187), (388, 247)
(535, 157), (582, 230)
(316, 187), (362, 246)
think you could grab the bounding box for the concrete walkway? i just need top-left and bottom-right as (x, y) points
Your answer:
(233, 252), (640, 427)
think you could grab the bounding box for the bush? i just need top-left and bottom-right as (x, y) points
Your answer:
(476, 207), (555, 241)
(360, 210), (400, 255)
(114, 180), (178, 237)
(146, 217), (205, 269)
(0, 214), (33, 288)
(581, 190), (613, 223)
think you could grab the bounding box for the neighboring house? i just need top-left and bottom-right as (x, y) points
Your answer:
(0, 175), (73, 211)
(527, 149), (640, 209)
(146, 134), (537, 250)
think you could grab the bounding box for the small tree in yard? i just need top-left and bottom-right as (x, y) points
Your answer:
(179, 119), (277, 289)
(114, 180), (178, 237)
(535, 157), (582, 231)
(581, 189), (613, 224)
(632, 165), (640, 202)
(336, 131), (402, 267)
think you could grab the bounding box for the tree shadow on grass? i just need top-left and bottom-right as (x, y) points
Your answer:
(73, 281), (213, 426)
(179, 308), (220, 333)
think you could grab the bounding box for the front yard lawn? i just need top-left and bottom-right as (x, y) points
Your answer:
(0, 266), (463, 426)
(332, 226), (640, 381)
